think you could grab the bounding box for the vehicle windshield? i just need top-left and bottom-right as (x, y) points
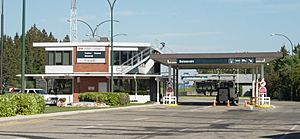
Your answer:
(36, 90), (47, 94)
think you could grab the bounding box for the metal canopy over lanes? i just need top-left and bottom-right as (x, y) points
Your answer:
(151, 52), (283, 69)
(151, 52), (283, 104)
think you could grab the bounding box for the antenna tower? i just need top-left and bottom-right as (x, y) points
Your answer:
(70, 0), (77, 42)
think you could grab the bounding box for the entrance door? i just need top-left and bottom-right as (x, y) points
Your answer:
(98, 82), (108, 92)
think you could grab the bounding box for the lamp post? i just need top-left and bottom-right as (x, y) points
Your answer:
(0, 0), (4, 93)
(271, 33), (294, 101)
(107, 0), (117, 93)
(21, 0), (26, 93)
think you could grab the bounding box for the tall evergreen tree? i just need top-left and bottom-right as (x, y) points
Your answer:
(62, 35), (70, 42)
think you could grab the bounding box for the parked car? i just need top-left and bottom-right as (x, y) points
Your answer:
(24, 89), (58, 105)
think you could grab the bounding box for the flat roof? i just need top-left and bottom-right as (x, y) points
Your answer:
(151, 52), (283, 69)
(33, 42), (151, 48)
(18, 73), (162, 79)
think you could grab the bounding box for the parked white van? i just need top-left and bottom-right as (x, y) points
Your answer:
(24, 89), (58, 105)
(24, 89), (73, 105)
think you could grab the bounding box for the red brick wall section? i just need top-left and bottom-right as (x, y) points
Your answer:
(73, 77), (108, 102)
(73, 92), (79, 103)
(73, 47), (109, 72)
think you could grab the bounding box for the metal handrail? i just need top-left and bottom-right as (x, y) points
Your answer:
(119, 47), (153, 73)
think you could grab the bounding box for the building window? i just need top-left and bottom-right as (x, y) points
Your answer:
(47, 51), (72, 65)
(48, 51), (54, 65)
(113, 51), (120, 65)
(63, 51), (72, 65)
(55, 52), (62, 65)
(113, 51), (139, 65)
(121, 51), (128, 63)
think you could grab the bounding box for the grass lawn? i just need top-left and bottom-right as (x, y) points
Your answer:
(178, 86), (195, 93)
(43, 103), (145, 114)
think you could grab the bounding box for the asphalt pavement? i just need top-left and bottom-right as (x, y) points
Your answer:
(0, 97), (299, 139)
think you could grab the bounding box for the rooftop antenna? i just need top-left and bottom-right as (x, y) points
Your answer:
(70, 0), (77, 42)
(160, 42), (165, 50)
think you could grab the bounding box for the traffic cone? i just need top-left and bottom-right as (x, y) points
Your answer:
(244, 100), (248, 108)
(226, 100), (230, 108)
(212, 100), (216, 108)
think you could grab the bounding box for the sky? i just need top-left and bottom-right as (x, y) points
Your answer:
(4, 0), (300, 53)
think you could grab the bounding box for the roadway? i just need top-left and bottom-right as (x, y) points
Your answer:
(0, 98), (299, 139)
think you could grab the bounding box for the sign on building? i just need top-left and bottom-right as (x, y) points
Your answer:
(177, 58), (256, 64)
(77, 47), (106, 63)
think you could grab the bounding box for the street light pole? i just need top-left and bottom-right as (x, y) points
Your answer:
(271, 33), (294, 101)
(0, 0), (4, 93)
(21, 0), (26, 93)
(107, 0), (117, 93)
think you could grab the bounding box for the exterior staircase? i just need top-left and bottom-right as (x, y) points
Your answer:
(118, 47), (153, 74)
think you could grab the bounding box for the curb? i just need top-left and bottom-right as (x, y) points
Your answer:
(0, 104), (159, 122)
(255, 104), (274, 108)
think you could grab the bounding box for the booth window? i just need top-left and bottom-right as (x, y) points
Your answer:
(47, 51), (72, 65)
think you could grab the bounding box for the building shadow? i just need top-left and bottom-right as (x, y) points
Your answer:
(260, 132), (300, 139)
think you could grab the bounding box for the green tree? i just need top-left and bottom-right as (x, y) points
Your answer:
(2, 25), (59, 89)
(62, 35), (70, 42)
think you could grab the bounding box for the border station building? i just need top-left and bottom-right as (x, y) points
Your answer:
(26, 40), (162, 103)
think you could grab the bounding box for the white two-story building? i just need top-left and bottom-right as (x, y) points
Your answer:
(25, 40), (162, 103)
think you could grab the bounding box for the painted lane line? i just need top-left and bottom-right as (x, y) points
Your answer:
(133, 117), (149, 121)
(290, 125), (297, 130)
(179, 128), (189, 132)
(81, 126), (96, 129)
(212, 120), (223, 123)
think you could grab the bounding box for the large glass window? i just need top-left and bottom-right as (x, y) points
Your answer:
(113, 51), (120, 65)
(48, 51), (54, 65)
(113, 51), (139, 65)
(63, 51), (72, 65)
(121, 51), (128, 63)
(47, 51), (72, 65)
(55, 52), (62, 65)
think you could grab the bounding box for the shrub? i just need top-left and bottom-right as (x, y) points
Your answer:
(0, 94), (17, 117)
(78, 92), (97, 102)
(0, 94), (45, 117)
(118, 93), (130, 105)
(79, 92), (130, 106)
(15, 94), (45, 115)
